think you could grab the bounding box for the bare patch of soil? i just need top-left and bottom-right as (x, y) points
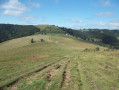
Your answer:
(10, 86), (18, 90)
(45, 81), (52, 89)
(65, 70), (71, 86)
(26, 81), (32, 85)
(42, 69), (59, 79)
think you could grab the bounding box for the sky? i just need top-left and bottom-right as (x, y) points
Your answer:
(0, 0), (119, 29)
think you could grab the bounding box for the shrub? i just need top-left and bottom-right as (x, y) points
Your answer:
(31, 38), (34, 43)
(95, 47), (100, 51)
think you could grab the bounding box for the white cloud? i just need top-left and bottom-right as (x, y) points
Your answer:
(108, 21), (119, 29)
(110, 20), (119, 23)
(30, 2), (40, 8)
(89, 22), (106, 26)
(66, 25), (84, 30)
(0, 0), (28, 16)
(69, 19), (83, 23)
(94, 12), (114, 17)
(72, 25), (83, 30)
(89, 21), (119, 29)
(94, 0), (114, 7)
(102, 0), (113, 7)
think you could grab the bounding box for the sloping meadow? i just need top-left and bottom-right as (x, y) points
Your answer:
(0, 34), (118, 90)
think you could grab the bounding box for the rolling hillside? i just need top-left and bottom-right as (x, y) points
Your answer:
(0, 33), (119, 90)
(1, 24), (119, 49)
(61, 28), (119, 49)
(0, 24), (65, 43)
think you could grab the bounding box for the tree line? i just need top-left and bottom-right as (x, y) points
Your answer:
(0, 24), (119, 49)
(60, 27), (119, 49)
(0, 24), (40, 43)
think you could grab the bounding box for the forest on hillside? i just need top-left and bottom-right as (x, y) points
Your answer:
(61, 28), (119, 49)
(0, 24), (119, 48)
(0, 24), (40, 43)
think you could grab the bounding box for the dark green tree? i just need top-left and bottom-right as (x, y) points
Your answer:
(31, 38), (34, 43)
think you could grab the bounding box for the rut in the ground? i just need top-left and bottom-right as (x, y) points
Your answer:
(44, 64), (62, 89)
(60, 60), (70, 88)
(0, 57), (66, 90)
(71, 62), (82, 90)
(42, 64), (61, 79)
(81, 63), (99, 90)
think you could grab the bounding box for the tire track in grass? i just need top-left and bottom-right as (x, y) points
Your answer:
(0, 58), (63, 82)
(42, 64), (61, 79)
(44, 64), (62, 89)
(71, 62), (83, 90)
(81, 63), (99, 90)
(44, 59), (68, 90)
(60, 60), (70, 88)
(0, 57), (67, 90)
(81, 62), (118, 90)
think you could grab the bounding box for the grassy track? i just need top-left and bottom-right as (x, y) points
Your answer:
(0, 34), (118, 90)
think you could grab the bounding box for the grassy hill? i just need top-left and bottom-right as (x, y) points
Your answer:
(0, 33), (119, 90)
(0, 24), (119, 90)
(1, 24), (119, 49)
(0, 24), (65, 43)
(35, 25), (65, 34)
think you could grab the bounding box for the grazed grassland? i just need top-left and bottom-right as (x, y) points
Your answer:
(0, 34), (118, 90)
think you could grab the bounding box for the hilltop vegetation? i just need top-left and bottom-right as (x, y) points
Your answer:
(35, 25), (65, 34)
(0, 24), (65, 43)
(61, 28), (119, 48)
(0, 24), (119, 48)
(0, 24), (40, 43)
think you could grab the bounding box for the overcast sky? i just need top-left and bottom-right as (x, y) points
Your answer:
(0, 0), (119, 29)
